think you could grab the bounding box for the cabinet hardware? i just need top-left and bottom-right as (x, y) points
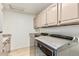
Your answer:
(59, 21), (61, 23)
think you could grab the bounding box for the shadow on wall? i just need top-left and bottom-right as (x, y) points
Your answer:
(39, 25), (79, 38)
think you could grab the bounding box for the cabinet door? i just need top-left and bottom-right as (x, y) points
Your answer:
(36, 14), (41, 28)
(33, 16), (38, 28)
(33, 15), (40, 28)
(39, 10), (47, 27)
(47, 4), (58, 26)
(59, 3), (79, 25)
(34, 10), (47, 28)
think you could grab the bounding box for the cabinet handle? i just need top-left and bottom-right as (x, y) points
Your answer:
(59, 21), (61, 23)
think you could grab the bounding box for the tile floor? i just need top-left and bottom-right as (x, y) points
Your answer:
(8, 44), (79, 56)
(9, 47), (30, 56)
(9, 47), (46, 56)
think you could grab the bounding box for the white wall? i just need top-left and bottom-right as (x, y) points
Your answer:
(39, 25), (79, 38)
(3, 10), (35, 50)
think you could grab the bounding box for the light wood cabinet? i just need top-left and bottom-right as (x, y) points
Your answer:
(46, 4), (58, 26)
(58, 3), (79, 25)
(39, 10), (47, 27)
(34, 3), (79, 28)
(34, 9), (47, 28)
(34, 14), (41, 28)
(34, 4), (58, 28)
(33, 16), (38, 28)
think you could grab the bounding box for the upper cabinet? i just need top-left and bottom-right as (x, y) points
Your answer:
(47, 4), (58, 26)
(33, 16), (37, 28)
(34, 3), (79, 28)
(34, 14), (41, 28)
(34, 9), (47, 28)
(58, 3), (79, 25)
(34, 4), (58, 28)
(39, 10), (47, 27)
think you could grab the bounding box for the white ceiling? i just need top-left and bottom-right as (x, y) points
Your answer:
(3, 3), (52, 14)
